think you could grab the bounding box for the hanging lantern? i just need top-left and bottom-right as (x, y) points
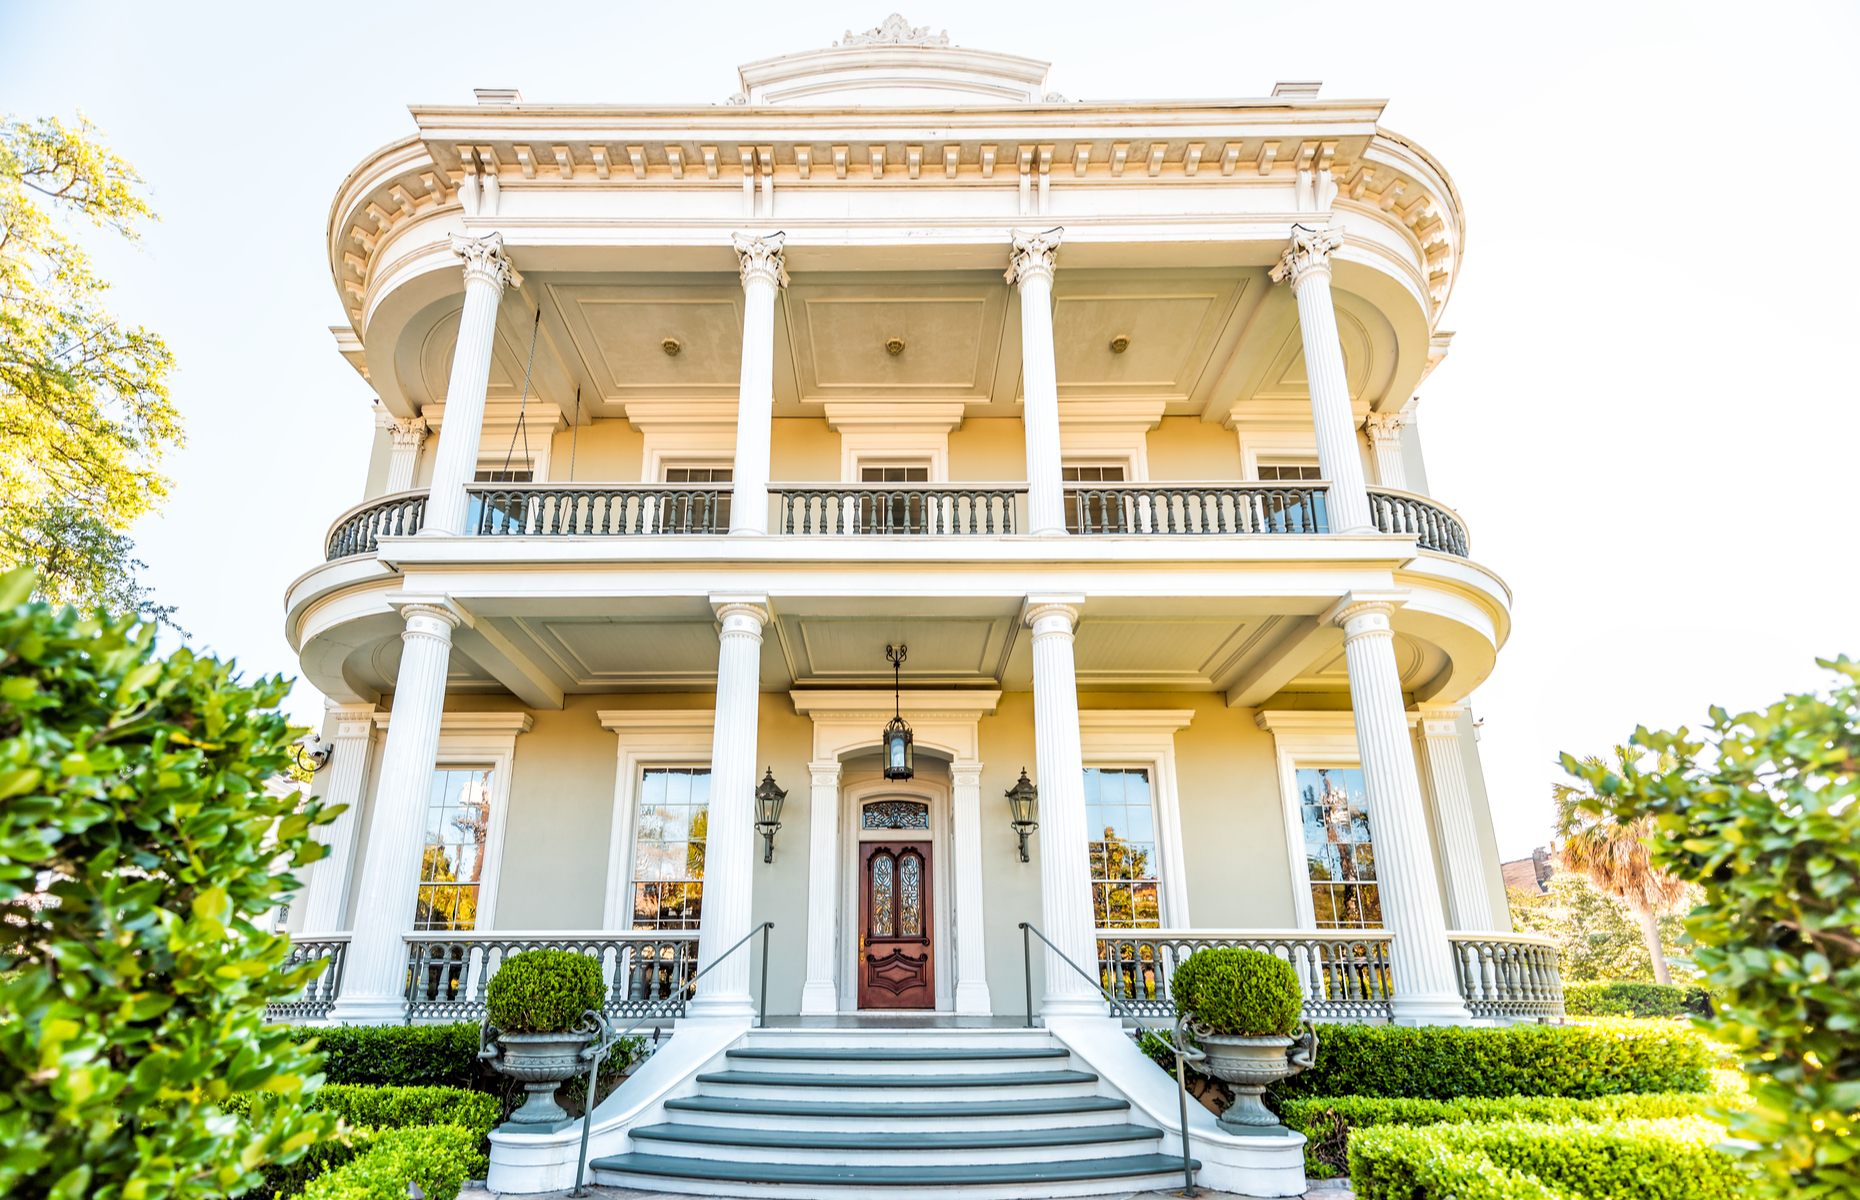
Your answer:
(1005, 767), (1039, 863)
(883, 643), (914, 780)
(754, 767), (787, 864)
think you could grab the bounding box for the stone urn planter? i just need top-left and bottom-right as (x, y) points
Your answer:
(1170, 946), (1320, 1134)
(481, 1028), (596, 1125)
(1190, 1024), (1318, 1131)
(477, 948), (608, 1127)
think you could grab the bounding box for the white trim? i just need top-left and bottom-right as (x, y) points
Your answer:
(1078, 709), (1194, 929)
(1060, 436), (1149, 482)
(596, 710), (716, 930)
(1236, 429), (1320, 482)
(840, 774), (954, 1012)
(839, 430), (949, 483)
(642, 431), (736, 482)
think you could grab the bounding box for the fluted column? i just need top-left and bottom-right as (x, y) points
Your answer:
(729, 234), (785, 535)
(688, 595), (771, 1020)
(799, 758), (842, 1014)
(296, 703), (379, 933)
(1363, 409), (1408, 491)
(950, 760), (993, 1015)
(1026, 595), (1106, 1018)
(1416, 708), (1498, 932)
(1271, 226), (1373, 532)
(331, 603), (461, 1023)
(424, 234), (520, 535)
(377, 412), (430, 494)
(1332, 595), (1468, 1022)
(1008, 229), (1066, 536)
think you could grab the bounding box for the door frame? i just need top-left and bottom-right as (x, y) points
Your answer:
(839, 774), (953, 1011)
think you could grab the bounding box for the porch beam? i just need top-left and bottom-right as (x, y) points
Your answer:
(1224, 615), (1342, 707)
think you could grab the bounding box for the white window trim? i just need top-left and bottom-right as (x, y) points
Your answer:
(597, 710), (715, 929)
(1079, 709), (1194, 930)
(1236, 429), (1320, 482)
(840, 430), (948, 482)
(369, 711), (531, 933)
(643, 435), (735, 483)
(1060, 432), (1149, 481)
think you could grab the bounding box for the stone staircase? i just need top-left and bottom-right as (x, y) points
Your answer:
(589, 1026), (1197, 1198)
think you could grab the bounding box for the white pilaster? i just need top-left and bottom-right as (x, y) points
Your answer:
(1330, 595), (1468, 1022)
(377, 411), (430, 494)
(1007, 229), (1067, 536)
(949, 759), (993, 1015)
(729, 234), (785, 535)
(1416, 708), (1498, 932)
(1363, 408), (1409, 491)
(423, 234), (519, 535)
(799, 757), (842, 1014)
(331, 602), (461, 1023)
(1270, 226), (1373, 532)
(296, 703), (378, 933)
(1025, 595), (1106, 1018)
(688, 595), (771, 1020)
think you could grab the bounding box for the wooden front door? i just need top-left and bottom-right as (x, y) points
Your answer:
(858, 840), (933, 1008)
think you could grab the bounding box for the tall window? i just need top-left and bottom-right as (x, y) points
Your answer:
(1063, 463), (1128, 533)
(1297, 766), (1381, 928)
(632, 766), (711, 929)
(1085, 767), (1161, 929)
(415, 767), (495, 931)
(662, 464), (731, 532)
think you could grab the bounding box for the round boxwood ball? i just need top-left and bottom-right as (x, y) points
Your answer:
(1171, 947), (1303, 1037)
(485, 949), (605, 1033)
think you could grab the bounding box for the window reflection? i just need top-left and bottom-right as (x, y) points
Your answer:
(1297, 766), (1382, 928)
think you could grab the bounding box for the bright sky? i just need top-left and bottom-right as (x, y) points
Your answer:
(4, 1), (1856, 858)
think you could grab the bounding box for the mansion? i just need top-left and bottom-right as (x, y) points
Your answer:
(282, 15), (1559, 1197)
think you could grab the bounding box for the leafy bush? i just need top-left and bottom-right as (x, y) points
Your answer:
(1563, 981), (1712, 1019)
(1353, 1140), (1570, 1200)
(1170, 947), (1302, 1036)
(1350, 1118), (1743, 1200)
(286, 1022), (484, 1089)
(312, 1084), (500, 1139)
(0, 569), (337, 1199)
(485, 948), (604, 1033)
(1563, 658), (1860, 1198)
(296, 1124), (487, 1200)
(1275, 1020), (1711, 1100)
(1284, 1091), (1715, 1176)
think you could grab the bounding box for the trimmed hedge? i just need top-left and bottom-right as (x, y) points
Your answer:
(1283, 1091), (1714, 1176)
(1353, 1140), (1569, 1200)
(1275, 1020), (1711, 1100)
(312, 1084), (500, 1139)
(1563, 981), (1712, 1019)
(284, 1023), (484, 1089)
(297, 1125), (487, 1200)
(1349, 1118), (1743, 1200)
(486, 948), (605, 1033)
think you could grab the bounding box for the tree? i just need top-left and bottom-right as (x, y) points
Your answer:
(0, 568), (335, 1198)
(1552, 748), (1691, 985)
(1563, 658), (1860, 1198)
(0, 115), (181, 617)
(1508, 870), (1695, 983)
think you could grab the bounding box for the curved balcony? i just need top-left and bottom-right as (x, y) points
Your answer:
(324, 491), (426, 560)
(1369, 487), (1470, 557)
(1448, 932), (1564, 1020)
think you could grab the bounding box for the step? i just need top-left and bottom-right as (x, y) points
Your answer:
(590, 1151), (1201, 1199)
(629, 1121), (1162, 1166)
(692, 1069), (1099, 1104)
(661, 1093), (1133, 1133)
(724, 1045), (1073, 1075)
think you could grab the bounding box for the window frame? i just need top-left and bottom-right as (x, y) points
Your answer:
(598, 711), (716, 929)
(1078, 710), (1194, 931)
(627, 764), (714, 931)
(658, 459), (734, 533)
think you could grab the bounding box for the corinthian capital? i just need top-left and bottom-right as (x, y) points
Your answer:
(1362, 408), (1408, 446)
(1268, 224), (1344, 290)
(374, 409), (430, 449)
(1005, 227), (1063, 287)
(732, 232), (788, 289)
(450, 232), (521, 290)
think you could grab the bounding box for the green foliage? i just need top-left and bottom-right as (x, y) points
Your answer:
(0, 116), (182, 617)
(1170, 947), (1302, 1037)
(1509, 871), (1697, 983)
(295, 1125), (487, 1200)
(0, 569), (337, 1199)
(286, 1023), (485, 1090)
(1275, 1020), (1711, 1101)
(1562, 981), (1712, 1019)
(310, 1084), (499, 1140)
(1283, 1091), (1717, 1177)
(1562, 656), (1860, 1197)
(485, 949), (605, 1034)
(1349, 1118), (1743, 1200)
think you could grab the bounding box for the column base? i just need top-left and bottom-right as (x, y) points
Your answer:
(798, 980), (839, 1015)
(954, 979), (993, 1016)
(328, 994), (410, 1025)
(685, 992), (759, 1022)
(1040, 991), (1111, 1020)
(1389, 992), (1474, 1026)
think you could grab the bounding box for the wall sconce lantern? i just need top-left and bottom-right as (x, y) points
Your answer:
(882, 643), (914, 781)
(1005, 767), (1039, 863)
(755, 767), (787, 863)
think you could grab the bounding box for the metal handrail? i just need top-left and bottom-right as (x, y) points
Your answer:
(564, 920), (774, 1197)
(1020, 922), (1201, 1197)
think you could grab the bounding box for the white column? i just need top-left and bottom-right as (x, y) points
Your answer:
(331, 602), (461, 1023)
(950, 760), (993, 1015)
(377, 412), (430, 494)
(296, 703), (378, 932)
(1270, 226), (1374, 532)
(1331, 595), (1469, 1023)
(1363, 409), (1409, 491)
(687, 595), (770, 1020)
(1025, 595), (1106, 1018)
(799, 758), (842, 1014)
(729, 234), (785, 535)
(1007, 229), (1066, 536)
(1417, 708), (1498, 932)
(423, 234), (519, 535)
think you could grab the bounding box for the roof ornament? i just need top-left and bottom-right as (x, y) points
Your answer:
(837, 13), (950, 47)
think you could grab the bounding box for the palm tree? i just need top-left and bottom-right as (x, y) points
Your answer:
(1553, 748), (1691, 985)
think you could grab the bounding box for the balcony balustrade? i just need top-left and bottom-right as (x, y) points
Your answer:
(1448, 932), (1565, 1020)
(1368, 487), (1470, 556)
(776, 483), (1022, 535)
(1095, 929), (1396, 1022)
(402, 930), (698, 1022)
(324, 492), (427, 560)
(1068, 483), (1328, 536)
(264, 935), (350, 1021)
(471, 484), (730, 537)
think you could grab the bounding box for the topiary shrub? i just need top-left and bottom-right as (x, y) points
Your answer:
(296, 1124), (487, 1200)
(485, 949), (605, 1034)
(1170, 947), (1302, 1036)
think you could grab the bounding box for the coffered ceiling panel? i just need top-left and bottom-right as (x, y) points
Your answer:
(546, 281), (744, 402)
(417, 309), (525, 407)
(1071, 618), (1256, 688)
(1052, 272), (1248, 408)
(784, 275), (1008, 404)
(516, 616), (724, 687)
(1290, 634), (1438, 693)
(1251, 306), (1373, 403)
(777, 614), (1013, 686)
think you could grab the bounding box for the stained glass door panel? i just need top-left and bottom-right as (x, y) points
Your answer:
(858, 840), (933, 1009)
